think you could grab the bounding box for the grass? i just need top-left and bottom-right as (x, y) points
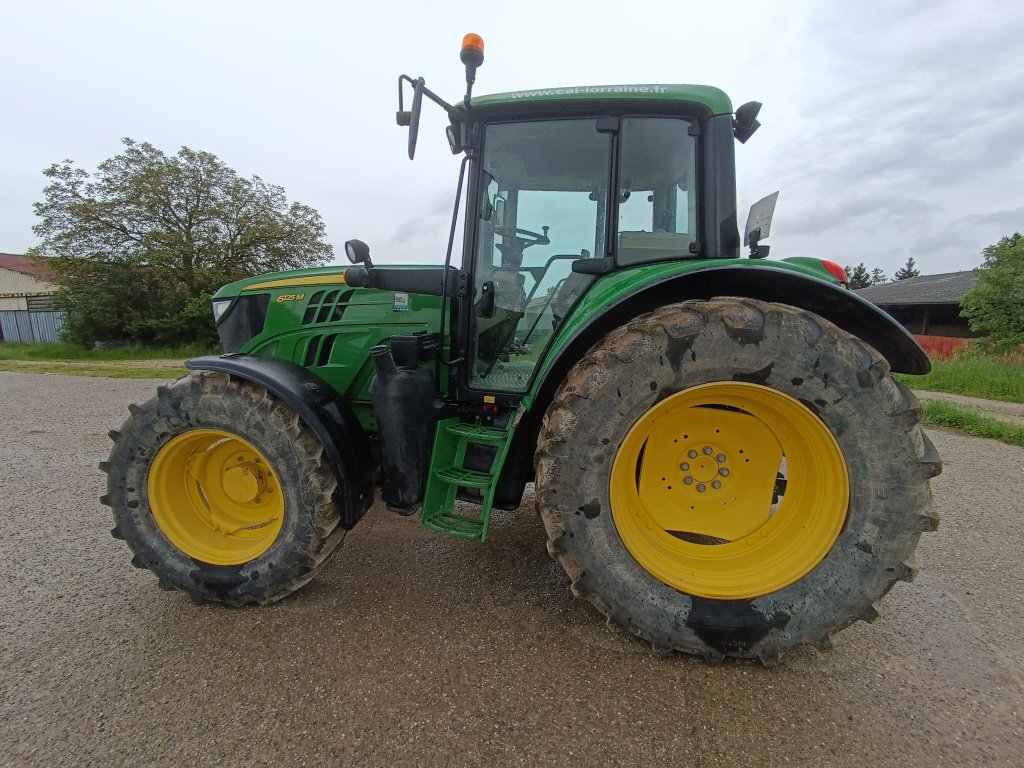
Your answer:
(0, 359), (187, 379)
(922, 400), (1024, 449)
(0, 341), (208, 378)
(0, 341), (215, 361)
(896, 351), (1024, 404)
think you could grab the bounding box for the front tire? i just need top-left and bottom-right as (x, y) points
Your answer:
(102, 371), (347, 605)
(535, 298), (941, 663)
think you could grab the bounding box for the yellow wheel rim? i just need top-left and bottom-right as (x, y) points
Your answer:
(148, 429), (284, 565)
(610, 382), (849, 600)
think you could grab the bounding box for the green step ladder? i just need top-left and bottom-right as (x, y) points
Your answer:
(420, 414), (519, 542)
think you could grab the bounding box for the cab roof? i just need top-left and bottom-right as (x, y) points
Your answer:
(470, 84), (733, 116)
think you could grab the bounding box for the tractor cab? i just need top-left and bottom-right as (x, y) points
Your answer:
(468, 115), (699, 391)
(367, 41), (747, 400)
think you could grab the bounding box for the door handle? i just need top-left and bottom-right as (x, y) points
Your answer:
(479, 280), (495, 318)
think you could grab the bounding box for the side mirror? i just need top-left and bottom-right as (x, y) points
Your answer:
(344, 239), (373, 268)
(734, 101), (762, 144)
(408, 79), (424, 160)
(395, 36), (483, 162)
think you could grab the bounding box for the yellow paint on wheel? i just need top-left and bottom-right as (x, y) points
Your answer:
(148, 429), (284, 565)
(610, 382), (848, 600)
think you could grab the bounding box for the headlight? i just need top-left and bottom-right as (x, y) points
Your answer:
(215, 295), (270, 354)
(344, 239), (370, 264)
(212, 299), (232, 323)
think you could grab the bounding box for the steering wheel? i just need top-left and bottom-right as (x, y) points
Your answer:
(494, 225), (550, 248)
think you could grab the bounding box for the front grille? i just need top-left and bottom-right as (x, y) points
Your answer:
(302, 289), (354, 325)
(303, 333), (338, 367)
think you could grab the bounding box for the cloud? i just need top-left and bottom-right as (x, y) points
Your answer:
(779, 190), (939, 239)
(752, 0), (1024, 275)
(916, 204), (1024, 255)
(390, 216), (438, 245)
(4, 0), (1023, 279)
(390, 188), (456, 245)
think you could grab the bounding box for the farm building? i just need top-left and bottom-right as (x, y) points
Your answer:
(0, 253), (65, 343)
(856, 270), (980, 358)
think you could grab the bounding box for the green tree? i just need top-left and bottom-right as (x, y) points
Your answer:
(870, 267), (888, 285)
(960, 233), (1024, 350)
(845, 263), (871, 289)
(29, 138), (332, 346)
(893, 256), (921, 281)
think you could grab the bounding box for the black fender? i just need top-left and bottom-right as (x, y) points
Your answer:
(185, 354), (374, 528)
(517, 264), (929, 479)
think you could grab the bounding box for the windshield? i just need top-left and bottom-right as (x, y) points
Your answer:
(469, 116), (696, 392)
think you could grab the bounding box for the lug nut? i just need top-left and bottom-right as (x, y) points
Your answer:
(720, 468), (730, 477)
(688, 449), (698, 459)
(703, 446), (713, 455)
(680, 462), (689, 471)
(712, 480), (721, 489)
(697, 484), (706, 493)
(716, 454), (726, 463)
(684, 477), (694, 485)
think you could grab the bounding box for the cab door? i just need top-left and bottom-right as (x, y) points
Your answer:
(467, 118), (611, 393)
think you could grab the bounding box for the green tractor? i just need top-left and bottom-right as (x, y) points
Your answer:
(103, 35), (941, 664)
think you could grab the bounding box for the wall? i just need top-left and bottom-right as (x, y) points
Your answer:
(0, 265), (62, 342)
(914, 335), (969, 360)
(0, 310), (65, 343)
(0, 296), (29, 311)
(881, 303), (982, 339)
(0, 268), (51, 295)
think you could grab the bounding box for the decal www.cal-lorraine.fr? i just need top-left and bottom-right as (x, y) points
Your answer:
(276, 293), (305, 303)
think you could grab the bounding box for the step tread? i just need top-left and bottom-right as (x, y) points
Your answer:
(421, 511), (485, 540)
(435, 466), (494, 489)
(445, 423), (509, 443)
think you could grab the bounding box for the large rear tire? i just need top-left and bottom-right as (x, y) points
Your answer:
(102, 371), (348, 605)
(535, 298), (941, 663)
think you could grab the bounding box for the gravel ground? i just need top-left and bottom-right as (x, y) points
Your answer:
(0, 371), (1021, 768)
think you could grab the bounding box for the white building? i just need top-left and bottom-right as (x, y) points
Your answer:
(0, 253), (65, 343)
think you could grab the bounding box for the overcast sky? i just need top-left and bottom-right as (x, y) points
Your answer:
(2, 0), (1022, 277)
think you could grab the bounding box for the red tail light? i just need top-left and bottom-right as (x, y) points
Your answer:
(821, 261), (849, 286)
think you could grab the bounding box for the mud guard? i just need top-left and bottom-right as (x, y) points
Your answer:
(534, 265), (929, 414)
(185, 354), (374, 529)
(519, 264), (931, 478)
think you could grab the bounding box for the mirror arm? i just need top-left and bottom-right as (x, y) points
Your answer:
(420, 83), (463, 122)
(397, 74), (463, 122)
(396, 74), (415, 121)
(396, 76), (465, 139)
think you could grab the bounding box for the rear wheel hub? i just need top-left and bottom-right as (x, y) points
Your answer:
(610, 382), (849, 600)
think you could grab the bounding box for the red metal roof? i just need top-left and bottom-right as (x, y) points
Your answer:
(0, 253), (55, 281)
